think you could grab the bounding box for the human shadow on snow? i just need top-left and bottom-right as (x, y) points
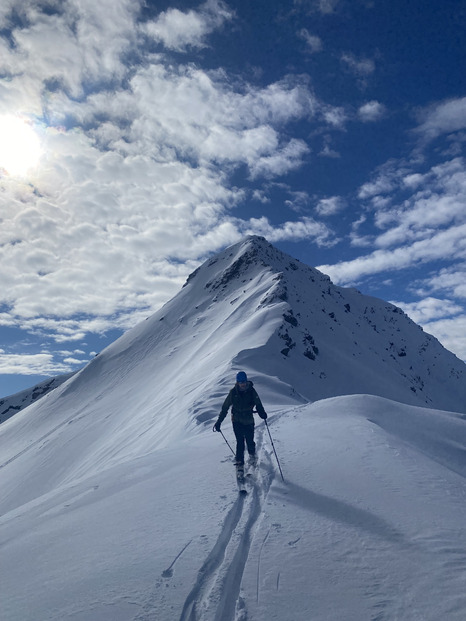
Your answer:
(274, 481), (407, 545)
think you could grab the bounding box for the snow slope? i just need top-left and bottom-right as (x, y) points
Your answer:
(1, 236), (466, 620)
(1, 395), (466, 621)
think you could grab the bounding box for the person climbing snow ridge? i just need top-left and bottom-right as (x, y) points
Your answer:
(213, 371), (267, 466)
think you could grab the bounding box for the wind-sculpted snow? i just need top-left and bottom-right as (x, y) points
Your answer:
(2, 397), (466, 620)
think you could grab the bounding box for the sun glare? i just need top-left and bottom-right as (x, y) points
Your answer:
(0, 115), (42, 177)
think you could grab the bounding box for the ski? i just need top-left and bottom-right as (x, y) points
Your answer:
(236, 464), (247, 494)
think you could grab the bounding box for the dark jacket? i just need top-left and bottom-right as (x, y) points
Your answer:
(218, 381), (266, 426)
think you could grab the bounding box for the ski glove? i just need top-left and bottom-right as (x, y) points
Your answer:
(259, 411), (267, 420)
(213, 419), (222, 432)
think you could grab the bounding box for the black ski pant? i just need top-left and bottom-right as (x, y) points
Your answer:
(233, 421), (255, 464)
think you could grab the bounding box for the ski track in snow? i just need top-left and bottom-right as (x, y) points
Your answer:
(178, 428), (275, 621)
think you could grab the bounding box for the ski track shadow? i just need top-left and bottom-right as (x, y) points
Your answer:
(274, 481), (406, 545)
(179, 435), (273, 621)
(178, 494), (246, 621)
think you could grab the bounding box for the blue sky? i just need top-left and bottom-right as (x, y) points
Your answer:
(1, 0), (466, 398)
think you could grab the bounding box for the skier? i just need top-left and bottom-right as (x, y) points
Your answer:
(214, 371), (267, 466)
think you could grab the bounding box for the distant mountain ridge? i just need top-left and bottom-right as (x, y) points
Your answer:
(0, 373), (75, 424)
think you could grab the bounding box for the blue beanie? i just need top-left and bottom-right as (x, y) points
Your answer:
(236, 371), (247, 383)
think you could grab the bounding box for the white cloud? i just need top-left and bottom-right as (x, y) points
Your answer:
(318, 134), (341, 158)
(63, 356), (87, 365)
(349, 215), (373, 248)
(321, 105), (347, 128)
(318, 223), (466, 284)
(70, 66), (317, 174)
(0, 352), (74, 375)
(391, 297), (463, 324)
(319, 145), (340, 158)
(243, 216), (336, 246)
(249, 138), (310, 179)
(315, 196), (346, 216)
(142, 0), (233, 51)
(415, 96), (466, 144)
(358, 100), (386, 122)
(370, 158), (466, 246)
(252, 189), (271, 204)
(0, 0), (139, 103)
(402, 173), (424, 189)
(419, 266), (466, 300)
(358, 175), (395, 200)
(423, 315), (466, 361)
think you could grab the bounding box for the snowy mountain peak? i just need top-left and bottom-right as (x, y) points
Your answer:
(184, 234), (328, 296)
(176, 235), (466, 414)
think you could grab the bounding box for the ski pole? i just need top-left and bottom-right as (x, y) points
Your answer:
(264, 419), (285, 482)
(213, 425), (235, 456)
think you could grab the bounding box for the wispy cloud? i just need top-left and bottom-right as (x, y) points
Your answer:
(341, 52), (375, 88)
(414, 96), (466, 144)
(319, 152), (466, 284)
(422, 265), (466, 299)
(293, 0), (340, 15)
(319, 218), (466, 283)
(315, 196), (346, 216)
(298, 29), (323, 53)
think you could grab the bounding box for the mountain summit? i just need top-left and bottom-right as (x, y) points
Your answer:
(178, 234), (466, 413)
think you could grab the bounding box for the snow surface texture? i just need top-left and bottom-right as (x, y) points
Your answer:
(1, 236), (466, 620)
